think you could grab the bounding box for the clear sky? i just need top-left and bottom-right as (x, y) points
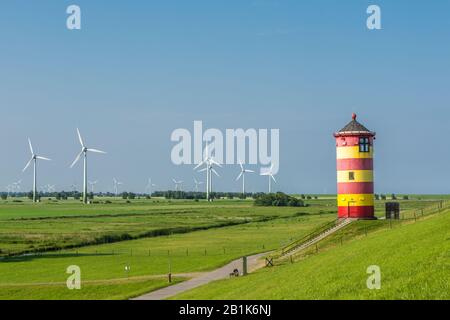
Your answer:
(0, 0), (449, 194)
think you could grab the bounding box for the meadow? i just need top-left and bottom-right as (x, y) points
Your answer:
(0, 195), (447, 299)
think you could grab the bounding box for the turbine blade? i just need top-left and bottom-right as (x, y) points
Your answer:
(271, 175), (277, 183)
(70, 151), (83, 168)
(246, 169), (255, 173)
(36, 156), (51, 161)
(77, 128), (85, 147)
(22, 158), (33, 172)
(236, 172), (243, 181)
(211, 168), (220, 177)
(193, 160), (206, 170)
(210, 159), (222, 167)
(260, 172), (270, 176)
(198, 168), (207, 173)
(87, 148), (106, 154)
(239, 160), (244, 171)
(28, 138), (34, 155)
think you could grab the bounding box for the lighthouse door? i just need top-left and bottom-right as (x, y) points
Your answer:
(347, 201), (357, 218)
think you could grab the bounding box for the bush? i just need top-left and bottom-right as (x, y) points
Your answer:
(254, 192), (305, 207)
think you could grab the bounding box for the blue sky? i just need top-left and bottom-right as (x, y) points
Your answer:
(0, 0), (449, 194)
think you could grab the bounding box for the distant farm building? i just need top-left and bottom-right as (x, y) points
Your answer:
(334, 114), (376, 219)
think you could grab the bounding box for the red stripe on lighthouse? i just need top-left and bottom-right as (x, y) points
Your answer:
(338, 206), (374, 218)
(336, 158), (373, 171)
(337, 182), (374, 194)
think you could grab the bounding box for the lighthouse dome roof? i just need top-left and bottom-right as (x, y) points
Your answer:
(334, 113), (375, 137)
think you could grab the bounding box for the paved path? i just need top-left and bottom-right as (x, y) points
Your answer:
(133, 252), (270, 300)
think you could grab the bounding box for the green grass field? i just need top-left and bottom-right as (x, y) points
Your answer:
(173, 210), (450, 300)
(0, 197), (336, 299)
(0, 196), (447, 300)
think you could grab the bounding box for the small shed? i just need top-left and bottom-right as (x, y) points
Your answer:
(385, 202), (400, 219)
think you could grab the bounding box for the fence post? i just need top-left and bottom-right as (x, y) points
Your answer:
(315, 244), (318, 253)
(243, 256), (248, 276)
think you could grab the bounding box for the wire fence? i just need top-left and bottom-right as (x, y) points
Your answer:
(277, 200), (450, 265)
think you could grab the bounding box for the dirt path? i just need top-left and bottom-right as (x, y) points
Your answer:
(132, 252), (270, 300)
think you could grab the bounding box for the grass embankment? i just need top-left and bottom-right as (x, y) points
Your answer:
(173, 210), (450, 300)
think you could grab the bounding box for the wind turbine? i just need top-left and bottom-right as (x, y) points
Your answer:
(172, 179), (183, 191)
(235, 160), (255, 198)
(193, 178), (203, 192)
(88, 180), (98, 193)
(23, 139), (51, 202)
(113, 178), (123, 196)
(260, 164), (277, 193)
(194, 145), (221, 201)
(145, 178), (156, 195)
(12, 180), (22, 193)
(70, 128), (106, 204)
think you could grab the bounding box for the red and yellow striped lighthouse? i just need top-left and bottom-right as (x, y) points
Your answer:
(333, 113), (376, 219)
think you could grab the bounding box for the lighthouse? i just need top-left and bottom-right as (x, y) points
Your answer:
(333, 114), (376, 219)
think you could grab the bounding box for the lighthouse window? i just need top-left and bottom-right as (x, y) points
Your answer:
(349, 172), (355, 181)
(359, 137), (370, 152)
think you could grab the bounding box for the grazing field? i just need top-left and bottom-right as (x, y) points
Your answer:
(0, 198), (337, 299)
(0, 196), (447, 300)
(173, 209), (450, 300)
(0, 198), (323, 256)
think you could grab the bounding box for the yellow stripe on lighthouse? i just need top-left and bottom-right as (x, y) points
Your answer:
(337, 194), (374, 206)
(336, 146), (374, 159)
(337, 170), (373, 183)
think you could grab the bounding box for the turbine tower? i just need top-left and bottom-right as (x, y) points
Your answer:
(70, 128), (106, 204)
(235, 160), (254, 198)
(193, 178), (203, 192)
(172, 179), (183, 191)
(88, 180), (98, 193)
(194, 145), (221, 201)
(260, 164), (277, 193)
(113, 178), (123, 196)
(145, 178), (156, 196)
(23, 139), (51, 203)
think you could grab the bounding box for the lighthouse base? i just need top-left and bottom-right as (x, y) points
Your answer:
(338, 206), (375, 220)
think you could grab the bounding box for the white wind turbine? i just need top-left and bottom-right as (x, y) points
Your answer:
(113, 178), (123, 196)
(194, 145), (221, 201)
(12, 180), (22, 193)
(70, 128), (106, 204)
(88, 180), (98, 193)
(172, 179), (183, 191)
(23, 139), (51, 202)
(145, 178), (156, 195)
(260, 164), (277, 193)
(193, 178), (203, 192)
(235, 160), (255, 198)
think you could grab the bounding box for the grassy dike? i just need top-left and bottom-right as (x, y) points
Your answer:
(173, 210), (450, 300)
